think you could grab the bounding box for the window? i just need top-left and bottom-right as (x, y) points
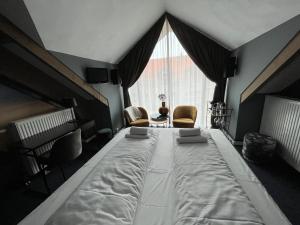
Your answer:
(129, 21), (215, 127)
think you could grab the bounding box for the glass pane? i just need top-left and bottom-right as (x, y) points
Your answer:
(129, 21), (215, 127)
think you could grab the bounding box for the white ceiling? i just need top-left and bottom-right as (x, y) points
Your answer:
(24, 0), (300, 63)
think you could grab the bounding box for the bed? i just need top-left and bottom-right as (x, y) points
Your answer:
(18, 128), (290, 225)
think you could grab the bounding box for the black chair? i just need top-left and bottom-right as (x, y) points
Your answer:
(38, 128), (82, 193)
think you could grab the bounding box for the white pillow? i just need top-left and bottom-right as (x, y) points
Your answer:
(132, 106), (142, 119)
(125, 106), (142, 121)
(179, 128), (201, 137)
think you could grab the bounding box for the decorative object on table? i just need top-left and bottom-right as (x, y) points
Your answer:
(242, 132), (277, 164)
(173, 105), (197, 128)
(150, 113), (169, 128)
(124, 106), (149, 127)
(151, 113), (168, 122)
(208, 102), (232, 130)
(158, 94), (169, 116)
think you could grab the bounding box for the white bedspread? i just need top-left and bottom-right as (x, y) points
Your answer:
(46, 130), (159, 225)
(173, 132), (263, 225)
(19, 128), (290, 225)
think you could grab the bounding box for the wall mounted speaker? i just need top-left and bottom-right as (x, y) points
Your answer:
(224, 56), (238, 78)
(111, 69), (121, 85)
(86, 67), (109, 83)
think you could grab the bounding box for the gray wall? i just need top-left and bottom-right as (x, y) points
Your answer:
(0, 0), (44, 47)
(226, 15), (300, 140)
(0, 1), (124, 132)
(51, 51), (124, 132)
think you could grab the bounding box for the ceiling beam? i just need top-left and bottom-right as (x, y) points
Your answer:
(240, 31), (300, 103)
(0, 15), (108, 106)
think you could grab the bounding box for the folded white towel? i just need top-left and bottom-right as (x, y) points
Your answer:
(179, 128), (201, 137)
(130, 126), (148, 135)
(125, 134), (150, 139)
(177, 135), (207, 144)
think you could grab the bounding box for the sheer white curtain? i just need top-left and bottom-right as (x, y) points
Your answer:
(129, 21), (215, 127)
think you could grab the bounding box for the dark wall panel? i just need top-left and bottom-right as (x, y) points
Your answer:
(280, 78), (300, 100)
(235, 94), (265, 140)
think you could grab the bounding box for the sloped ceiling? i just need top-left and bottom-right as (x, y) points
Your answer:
(23, 0), (300, 63)
(0, 0), (44, 47)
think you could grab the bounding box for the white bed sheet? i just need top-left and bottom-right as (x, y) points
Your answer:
(18, 128), (290, 225)
(210, 130), (290, 225)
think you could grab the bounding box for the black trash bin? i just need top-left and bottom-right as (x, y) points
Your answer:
(242, 132), (276, 164)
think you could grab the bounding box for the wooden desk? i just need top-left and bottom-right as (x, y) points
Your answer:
(16, 123), (77, 191)
(18, 123), (76, 152)
(16, 123), (77, 170)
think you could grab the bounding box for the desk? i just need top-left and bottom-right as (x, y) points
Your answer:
(18, 123), (77, 153)
(16, 123), (77, 192)
(16, 123), (76, 172)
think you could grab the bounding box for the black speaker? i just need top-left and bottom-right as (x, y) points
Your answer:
(86, 68), (109, 83)
(224, 56), (237, 78)
(111, 69), (121, 85)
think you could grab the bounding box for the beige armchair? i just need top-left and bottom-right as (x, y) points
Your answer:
(124, 106), (149, 127)
(172, 105), (197, 128)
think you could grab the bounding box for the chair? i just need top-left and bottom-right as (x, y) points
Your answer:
(172, 105), (197, 128)
(38, 128), (82, 193)
(124, 106), (149, 127)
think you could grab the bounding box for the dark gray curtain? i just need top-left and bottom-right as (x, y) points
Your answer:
(118, 15), (165, 107)
(166, 13), (230, 102)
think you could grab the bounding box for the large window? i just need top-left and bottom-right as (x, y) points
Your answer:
(129, 21), (215, 127)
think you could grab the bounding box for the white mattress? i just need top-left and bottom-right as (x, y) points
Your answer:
(18, 128), (291, 225)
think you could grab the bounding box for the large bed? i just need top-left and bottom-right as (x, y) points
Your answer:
(19, 128), (290, 225)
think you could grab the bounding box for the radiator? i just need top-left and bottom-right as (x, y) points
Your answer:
(9, 108), (76, 175)
(260, 95), (300, 172)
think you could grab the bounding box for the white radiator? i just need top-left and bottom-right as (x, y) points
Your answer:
(10, 108), (76, 175)
(260, 95), (300, 172)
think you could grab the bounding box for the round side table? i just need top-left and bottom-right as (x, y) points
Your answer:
(150, 113), (169, 128)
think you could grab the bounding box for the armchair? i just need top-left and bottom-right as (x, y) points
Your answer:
(124, 106), (149, 127)
(172, 105), (197, 128)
